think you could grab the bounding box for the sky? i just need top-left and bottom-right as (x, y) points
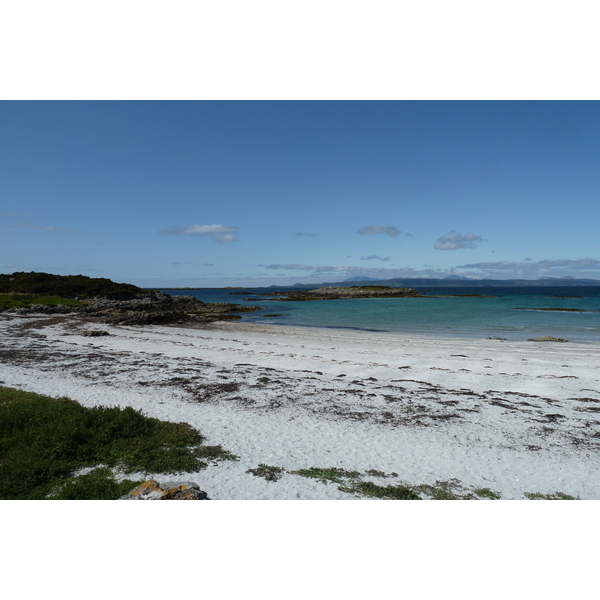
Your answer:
(1, 100), (600, 287)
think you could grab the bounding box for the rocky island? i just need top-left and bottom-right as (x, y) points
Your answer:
(260, 285), (422, 301)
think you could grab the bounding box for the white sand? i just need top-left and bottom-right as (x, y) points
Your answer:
(1, 314), (599, 499)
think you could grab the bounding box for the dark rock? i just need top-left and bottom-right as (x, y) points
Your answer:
(82, 330), (110, 337)
(1, 288), (260, 326)
(119, 480), (208, 500)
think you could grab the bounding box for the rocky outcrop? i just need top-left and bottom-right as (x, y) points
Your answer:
(81, 292), (204, 325)
(2, 291), (260, 325)
(119, 480), (208, 500)
(265, 286), (422, 301)
(3, 304), (79, 315)
(527, 335), (569, 342)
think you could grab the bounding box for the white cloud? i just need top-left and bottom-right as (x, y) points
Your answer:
(538, 258), (600, 268)
(263, 263), (445, 279)
(361, 255), (391, 262)
(457, 261), (520, 270)
(434, 231), (487, 250)
(358, 226), (401, 237)
(265, 257), (600, 283)
(264, 264), (347, 273)
(160, 224), (239, 243)
(455, 258), (600, 279)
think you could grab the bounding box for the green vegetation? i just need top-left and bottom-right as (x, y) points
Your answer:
(474, 487), (502, 500)
(0, 386), (236, 500)
(0, 271), (146, 299)
(345, 481), (422, 500)
(524, 491), (577, 500)
(48, 467), (144, 500)
(246, 464), (285, 482)
(291, 467), (362, 485)
(413, 480), (476, 500)
(365, 469), (393, 478)
(290, 468), (507, 500)
(209, 461), (581, 501)
(0, 293), (86, 310)
(290, 467), (420, 499)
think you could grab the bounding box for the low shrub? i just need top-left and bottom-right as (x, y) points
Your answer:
(0, 386), (236, 499)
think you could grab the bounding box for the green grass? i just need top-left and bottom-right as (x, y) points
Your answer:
(291, 467), (420, 499)
(474, 488), (502, 500)
(0, 386), (236, 500)
(289, 468), (505, 500)
(48, 467), (144, 500)
(524, 491), (577, 500)
(291, 467), (362, 485)
(246, 464), (285, 482)
(343, 481), (422, 500)
(0, 293), (86, 310)
(413, 480), (473, 500)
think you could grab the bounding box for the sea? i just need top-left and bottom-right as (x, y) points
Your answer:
(157, 285), (600, 342)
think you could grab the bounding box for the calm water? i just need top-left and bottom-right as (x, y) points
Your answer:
(157, 285), (600, 342)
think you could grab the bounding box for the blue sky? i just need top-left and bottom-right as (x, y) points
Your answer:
(1, 100), (599, 287)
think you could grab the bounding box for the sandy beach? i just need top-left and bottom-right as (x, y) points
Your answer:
(1, 313), (599, 499)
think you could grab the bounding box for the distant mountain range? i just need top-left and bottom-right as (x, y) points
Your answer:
(291, 276), (600, 288)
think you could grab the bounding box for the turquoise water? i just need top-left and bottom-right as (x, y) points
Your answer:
(158, 286), (600, 341)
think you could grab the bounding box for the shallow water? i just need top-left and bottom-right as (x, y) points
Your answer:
(158, 285), (600, 341)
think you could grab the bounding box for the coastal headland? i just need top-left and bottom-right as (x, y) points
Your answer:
(0, 271), (260, 325)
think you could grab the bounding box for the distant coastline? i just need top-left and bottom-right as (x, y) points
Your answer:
(153, 277), (600, 291)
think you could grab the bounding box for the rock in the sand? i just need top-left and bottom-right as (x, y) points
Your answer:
(527, 335), (569, 342)
(82, 330), (110, 337)
(119, 480), (208, 500)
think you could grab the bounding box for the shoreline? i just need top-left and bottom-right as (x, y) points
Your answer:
(1, 314), (599, 499)
(205, 317), (600, 345)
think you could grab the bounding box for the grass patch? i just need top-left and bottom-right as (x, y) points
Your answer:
(414, 479), (475, 500)
(0, 386), (236, 500)
(291, 467), (361, 485)
(289, 468), (498, 500)
(524, 491), (577, 500)
(48, 467), (144, 500)
(0, 293), (86, 310)
(343, 481), (421, 500)
(365, 469), (395, 478)
(291, 467), (421, 499)
(246, 464), (285, 482)
(474, 487), (501, 500)
(194, 445), (237, 462)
